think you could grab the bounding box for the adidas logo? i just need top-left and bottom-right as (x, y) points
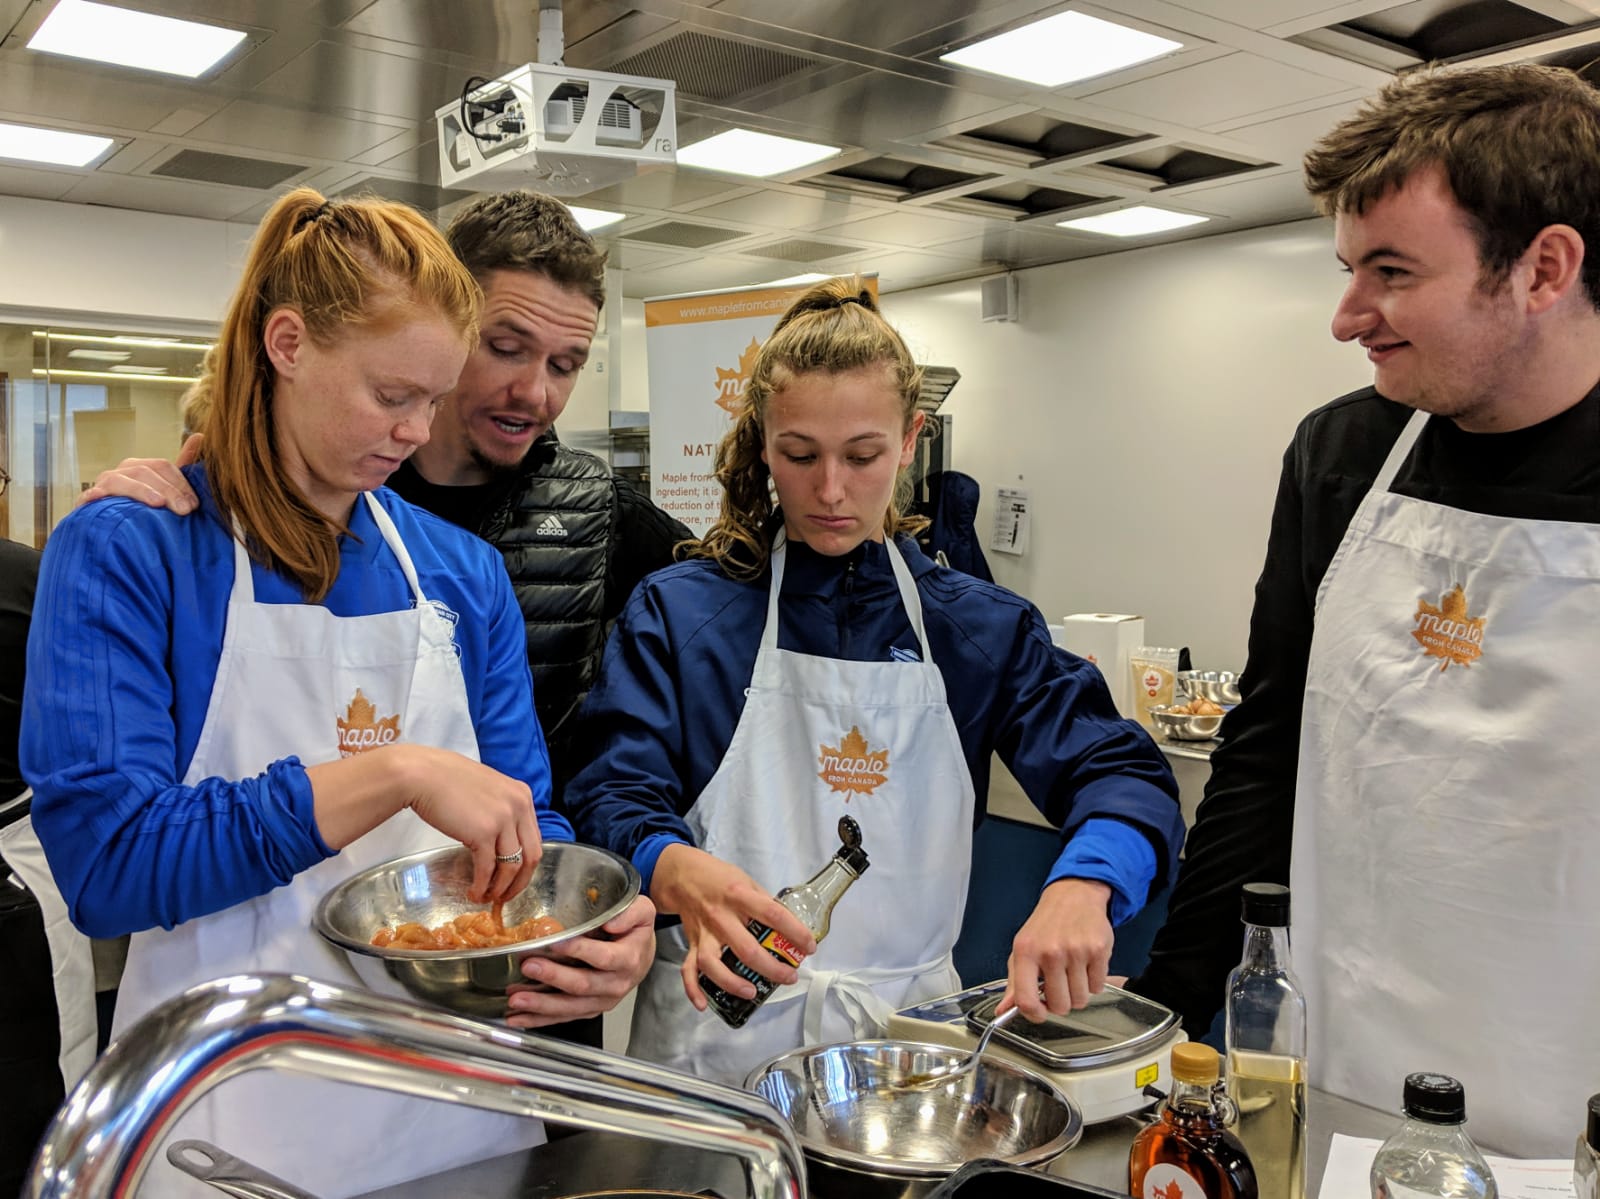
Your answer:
(535, 514), (568, 538)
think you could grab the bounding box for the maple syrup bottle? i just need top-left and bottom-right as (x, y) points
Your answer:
(701, 816), (870, 1029)
(1129, 1043), (1260, 1199)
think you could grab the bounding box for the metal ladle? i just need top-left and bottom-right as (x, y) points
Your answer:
(891, 1005), (1022, 1091)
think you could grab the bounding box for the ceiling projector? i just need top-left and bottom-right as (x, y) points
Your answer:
(436, 63), (677, 196)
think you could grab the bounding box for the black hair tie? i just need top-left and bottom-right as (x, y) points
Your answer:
(295, 201), (334, 232)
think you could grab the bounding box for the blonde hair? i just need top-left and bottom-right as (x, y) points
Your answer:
(690, 277), (927, 580)
(198, 187), (481, 600)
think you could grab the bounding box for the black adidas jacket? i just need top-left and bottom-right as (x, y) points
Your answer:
(389, 432), (690, 792)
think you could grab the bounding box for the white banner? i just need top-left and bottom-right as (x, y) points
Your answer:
(644, 278), (878, 535)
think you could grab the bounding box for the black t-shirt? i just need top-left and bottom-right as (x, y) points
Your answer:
(385, 463), (502, 534)
(1131, 384), (1600, 1034)
(0, 538), (41, 810)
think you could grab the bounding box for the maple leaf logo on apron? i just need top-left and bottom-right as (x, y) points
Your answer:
(1411, 584), (1486, 671)
(817, 725), (890, 798)
(336, 687), (401, 757)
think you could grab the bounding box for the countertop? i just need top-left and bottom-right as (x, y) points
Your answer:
(350, 1087), (1398, 1199)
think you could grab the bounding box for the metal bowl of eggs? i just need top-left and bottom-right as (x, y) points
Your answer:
(1177, 669), (1242, 706)
(1150, 704), (1225, 742)
(313, 841), (639, 1018)
(747, 1039), (1082, 1199)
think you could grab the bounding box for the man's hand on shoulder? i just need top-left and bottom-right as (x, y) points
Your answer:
(77, 433), (203, 513)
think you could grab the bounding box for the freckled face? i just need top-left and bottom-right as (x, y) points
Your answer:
(271, 309), (467, 521)
(761, 365), (921, 557)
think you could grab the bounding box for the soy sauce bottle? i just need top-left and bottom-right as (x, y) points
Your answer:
(701, 817), (869, 1029)
(1130, 1042), (1259, 1199)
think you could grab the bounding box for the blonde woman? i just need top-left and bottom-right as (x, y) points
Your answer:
(565, 279), (1183, 1085)
(13, 188), (651, 1194)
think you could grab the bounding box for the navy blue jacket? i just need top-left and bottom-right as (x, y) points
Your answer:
(565, 535), (1183, 922)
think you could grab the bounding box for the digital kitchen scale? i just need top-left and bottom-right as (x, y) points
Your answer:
(887, 980), (1186, 1125)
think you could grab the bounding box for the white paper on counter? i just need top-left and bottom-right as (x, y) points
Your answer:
(1320, 1133), (1576, 1198)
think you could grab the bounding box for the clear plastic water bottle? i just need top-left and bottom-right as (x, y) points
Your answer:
(1370, 1073), (1498, 1199)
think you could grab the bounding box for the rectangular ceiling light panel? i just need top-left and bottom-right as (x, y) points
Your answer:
(0, 120), (113, 167)
(28, 0), (247, 78)
(569, 206), (625, 232)
(941, 11), (1181, 88)
(677, 129), (840, 177)
(1059, 205), (1209, 236)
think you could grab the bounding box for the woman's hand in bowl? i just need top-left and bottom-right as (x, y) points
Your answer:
(397, 747), (542, 904)
(506, 892), (658, 1028)
(651, 844), (817, 1011)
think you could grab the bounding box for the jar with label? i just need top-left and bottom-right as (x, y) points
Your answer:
(1129, 645), (1181, 730)
(1129, 1042), (1259, 1199)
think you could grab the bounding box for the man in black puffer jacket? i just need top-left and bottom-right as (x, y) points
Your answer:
(387, 192), (690, 792)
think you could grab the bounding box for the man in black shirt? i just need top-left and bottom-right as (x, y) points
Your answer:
(1130, 64), (1600, 1157)
(83, 192), (687, 1042)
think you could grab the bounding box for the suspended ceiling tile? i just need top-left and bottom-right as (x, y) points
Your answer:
(692, 189), (867, 231)
(58, 173), (267, 222)
(605, 29), (822, 102)
(930, 227), (1091, 269)
(254, 42), (467, 124)
(1179, 168), (1319, 225)
(1173, 0), (1364, 25)
(711, 0), (1043, 49)
(628, 255), (781, 299)
(339, 0), (539, 63)
(1084, 53), (1352, 129)
(0, 163), (79, 203)
(580, 171), (749, 211)
(0, 58), (199, 131)
(759, 71), (1012, 147)
(187, 100), (410, 161)
(594, 242), (687, 273)
(1216, 98), (1368, 163)
(828, 210), (975, 248)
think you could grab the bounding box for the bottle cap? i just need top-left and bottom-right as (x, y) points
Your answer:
(1170, 1042), (1220, 1086)
(1587, 1093), (1600, 1150)
(1401, 1072), (1466, 1123)
(839, 844), (869, 875)
(1241, 882), (1290, 927)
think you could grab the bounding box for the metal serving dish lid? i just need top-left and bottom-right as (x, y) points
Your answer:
(965, 985), (1179, 1072)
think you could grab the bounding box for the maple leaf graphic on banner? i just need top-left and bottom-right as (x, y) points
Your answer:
(1411, 583), (1486, 671)
(817, 725), (890, 799)
(714, 338), (763, 415)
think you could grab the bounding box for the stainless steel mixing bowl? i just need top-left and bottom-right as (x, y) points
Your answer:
(313, 841), (639, 1018)
(1150, 705), (1224, 741)
(747, 1039), (1083, 1199)
(1177, 669), (1241, 706)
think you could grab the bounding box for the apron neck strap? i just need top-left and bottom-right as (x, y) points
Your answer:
(1373, 409), (1430, 494)
(763, 529), (933, 659)
(230, 493), (426, 605)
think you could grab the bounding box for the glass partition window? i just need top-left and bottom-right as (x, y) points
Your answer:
(1, 323), (211, 548)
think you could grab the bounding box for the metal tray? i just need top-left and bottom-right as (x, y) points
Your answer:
(964, 987), (1179, 1073)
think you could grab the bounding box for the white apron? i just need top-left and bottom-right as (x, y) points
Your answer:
(0, 788), (97, 1092)
(14, 494), (544, 1197)
(1291, 409), (1600, 1157)
(629, 534), (975, 1085)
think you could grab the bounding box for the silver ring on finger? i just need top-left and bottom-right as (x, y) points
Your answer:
(494, 849), (524, 865)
